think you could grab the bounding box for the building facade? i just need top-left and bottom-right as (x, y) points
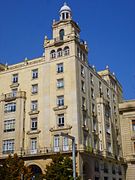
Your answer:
(0, 3), (126, 180)
(119, 100), (135, 180)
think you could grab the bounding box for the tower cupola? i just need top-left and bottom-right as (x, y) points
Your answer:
(59, 2), (72, 20)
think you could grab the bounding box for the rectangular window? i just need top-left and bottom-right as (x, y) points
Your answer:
(107, 142), (112, 153)
(31, 100), (38, 111)
(57, 63), (63, 73)
(57, 96), (64, 106)
(12, 89), (17, 97)
(3, 139), (14, 154)
(132, 120), (135, 131)
(92, 103), (95, 113)
(32, 69), (38, 79)
(54, 135), (60, 152)
(90, 73), (94, 84)
(93, 118), (97, 131)
(82, 97), (86, 110)
(32, 84), (38, 94)
(107, 88), (109, 98)
(63, 137), (69, 151)
(81, 81), (85, 92)
(4, 119), (15, 132)
(57, 114), (64, 127)
(91, 88), (94, 99)
(83, 113), (87, 126)
(81, 65), (85, 77)
(5, 103), (16, 113)
(31, 117), (37, 130)
(57, 79), (64, 88)
(12, 74), (18, 83)
(30, 138), (37, 154)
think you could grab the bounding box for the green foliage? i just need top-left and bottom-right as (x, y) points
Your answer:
(44, 153), (79, 180)
(0, 153), (32, 180)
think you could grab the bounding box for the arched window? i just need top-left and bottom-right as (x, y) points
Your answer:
(57, 48), (62, 57)
(50, 50), (56, 59)
(64, 46), (70, 56)
(59, 29), (64, 40)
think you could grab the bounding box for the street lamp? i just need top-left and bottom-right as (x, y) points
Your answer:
(60, 132), (76, 180)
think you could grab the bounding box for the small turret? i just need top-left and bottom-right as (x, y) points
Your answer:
(59, 2), (72, 20)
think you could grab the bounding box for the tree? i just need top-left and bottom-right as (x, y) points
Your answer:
(44, 153), (80, 180)
(0, 153), (32, 180)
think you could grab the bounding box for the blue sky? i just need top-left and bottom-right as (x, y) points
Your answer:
(0, 0), (135, 100)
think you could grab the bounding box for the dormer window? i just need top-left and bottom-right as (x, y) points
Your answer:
(59, 29), (64, 40)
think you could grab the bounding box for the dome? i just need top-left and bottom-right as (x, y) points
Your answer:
(60, 2), (71, 12)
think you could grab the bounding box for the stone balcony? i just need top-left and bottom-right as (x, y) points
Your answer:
(1, 91), (26, 102)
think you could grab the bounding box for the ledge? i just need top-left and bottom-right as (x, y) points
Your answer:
(27, 129), (41, 135)
(53, 105), (68, 111)
(28, 110), (39, 115)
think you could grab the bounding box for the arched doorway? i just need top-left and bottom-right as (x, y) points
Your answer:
(28, 165), (42, 180)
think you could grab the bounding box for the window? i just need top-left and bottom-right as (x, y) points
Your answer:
(113, 94), (115, 102)
(91, 88), (94, 99)
(32, 84), (38, 94)
(82, 97), (86, 110)
(57, 79), (64, 88)
(57, 63), (63, 73)
(77, 47), (80, 58)
(99, 81), (102, 96)
(54, 135), (60, 152)
(107, 88), (109, 98)
(132, 120), (135, 131)
(57, 96), (64, 106)
(57, 48), (62, 57)
(50, 50), (56, 59)
(32, 69), (38, 79)
(83, 113), (87, 126)
(104, 163), (108, 173)
(118, 166), (122, 175)
(30, 138), (37, 154)
(64, 46), (69, 56)
(107, 142), (111, 153)
(112, 165), (116, 174)
(57, 114), (64, 127)
(82, 53), (86, 61)
(3, 139), (14, 154)
(5, 103), (16, 113)
(95, 161), (99, 172)
(4, 119), (15, 132)
(94, 138), (97, 149)
(93, 118), (97, 131)
(63, 137), (69, 151)
(12, 89), (17, 97)
(31, 117), (37, 130)
(59, 29), (64, 40)
(81, 65), (85, 77)
(92, 103), (95, 113)
(12, 74), (18, 83)
(81, 81), (85, 92)
(31, 100), (38, 111)
(90, 73), (94, 84)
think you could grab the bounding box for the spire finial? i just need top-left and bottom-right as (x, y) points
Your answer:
(64, 2), (67, 6)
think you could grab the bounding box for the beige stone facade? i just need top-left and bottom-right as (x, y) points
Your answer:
(0, 3), (126, 180)
(119, 100), (135, 180)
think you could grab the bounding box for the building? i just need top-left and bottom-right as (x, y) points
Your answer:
(0, 3), (126, 180)
(119, 100), (135, 180)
